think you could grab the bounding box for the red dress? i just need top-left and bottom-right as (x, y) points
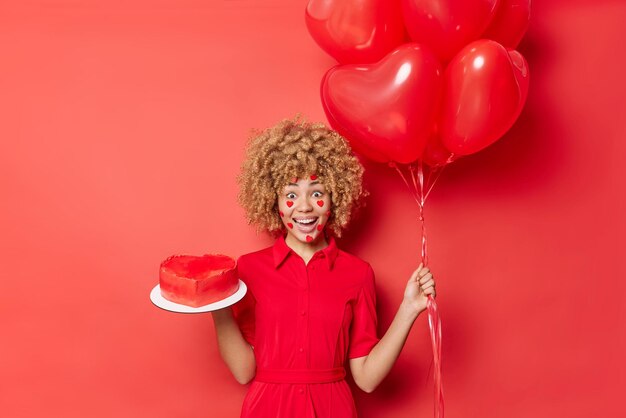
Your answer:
(232, 234), (381, 418)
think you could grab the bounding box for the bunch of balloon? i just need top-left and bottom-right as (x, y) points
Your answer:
(307, 1), (531, 417)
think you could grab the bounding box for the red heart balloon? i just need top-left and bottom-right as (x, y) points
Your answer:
(440, 40), (530, 156)
(482, 0), (531, 50)
(305, 0), (406, 64)
(321, 43), (443, 164)
(402, 0), (499, 63)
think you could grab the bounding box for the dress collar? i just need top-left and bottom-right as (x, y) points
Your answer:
(273, 234), (338, 270)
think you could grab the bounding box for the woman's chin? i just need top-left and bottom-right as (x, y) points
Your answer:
(288, 229), (323, 244)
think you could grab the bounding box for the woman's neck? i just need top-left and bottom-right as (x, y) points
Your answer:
(284, 233), (328, 265)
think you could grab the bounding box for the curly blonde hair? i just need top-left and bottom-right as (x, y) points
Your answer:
(237, 116), (368, 238)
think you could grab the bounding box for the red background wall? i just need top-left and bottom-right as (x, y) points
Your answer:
(1, 1), (623, 417)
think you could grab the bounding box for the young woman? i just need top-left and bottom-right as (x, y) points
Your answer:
(211, 118), (436, 417)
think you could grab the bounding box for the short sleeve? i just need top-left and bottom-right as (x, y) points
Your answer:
(231, 256), (256, 347)
(348, 263), (381, 359)
(231, 291), (255, 347)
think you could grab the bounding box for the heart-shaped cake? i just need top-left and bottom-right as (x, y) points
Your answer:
(159, 254), (239, 308)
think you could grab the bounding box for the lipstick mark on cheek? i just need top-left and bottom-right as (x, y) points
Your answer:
(316, 224), (323, 231)
(279, 211), (284, 217)
(306, 235), (313, 242)
(317, 200), (324, 207)
(286, 201), (294, 208)
(287, 223), (293, 229)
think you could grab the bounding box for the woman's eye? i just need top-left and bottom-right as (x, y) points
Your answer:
(286, 193), (296, 199)
(312, 191), (323, 198)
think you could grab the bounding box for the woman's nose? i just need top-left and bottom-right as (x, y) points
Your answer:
(297, 197), (314, 211)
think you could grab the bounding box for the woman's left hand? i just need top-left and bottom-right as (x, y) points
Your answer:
(402, 263), (436, 315)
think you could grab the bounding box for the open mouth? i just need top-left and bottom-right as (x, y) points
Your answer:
(292, 217), (319, 232)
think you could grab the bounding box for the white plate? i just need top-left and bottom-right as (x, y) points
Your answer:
(150, 280), (247, 314)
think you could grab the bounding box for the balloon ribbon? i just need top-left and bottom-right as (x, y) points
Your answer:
(390, 160), (445, 418)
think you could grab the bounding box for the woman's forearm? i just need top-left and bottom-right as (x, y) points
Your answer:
(360, 301), (420, 392)
(211, 307), (256, 384)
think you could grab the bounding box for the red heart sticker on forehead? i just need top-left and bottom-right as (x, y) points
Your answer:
(286, 201), (294, 208)
(290, 177), (298, 183)
(317, 200), (324, 207)
(310, 174), (318, 180)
